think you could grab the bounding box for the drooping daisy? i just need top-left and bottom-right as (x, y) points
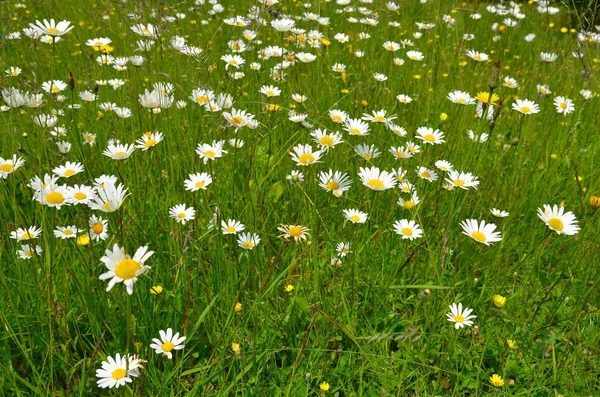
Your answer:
(150, 328), (186, 359)
(460, 219), (502, 246)
(222, 219), (245, 235)
(446, 171), (479, 190)
(237, 232), (260, 250)
(103, 143), (136, 160)
(415, 127), (445, 145)
(490, 208), (509, 218)
(537, 204), (580, 235)
(169, 204), (195, 224)
(10, 226), (42, 241)
(393, 219), (423, 240)
(386, 122), (408, 137)
(17, 244), (43, 260)
(54, 225), (81, 239)
(358, 166), (397, 191)
(278, 224), (310, 243)
(466, 130), (489, 143)
(96, 353), (143, 389)
(512, 99), (539, 115)
(446, 302), (476, 329)
(290, 144), (323, 166)
(343, 208), (368, 224)
(183, 172), (212, 192)
(99, 243), (154, 295)
(89, 215), (109, 241)
(318, 170), (352, 197)
(196, 140), (227, 164)
(553, 96), (574, 115)
(53, 161), (84, 178)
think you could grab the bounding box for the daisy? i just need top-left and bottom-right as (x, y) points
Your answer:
(184, 172), (213, 192)
(554, 96), (575, 115)
(290, 144), (323, 166)
(222, 219), (245, 235)
(393, 219), (423, 240)
(416, 166), (437, 182)
(96, 353), (143, 389)
(196, 140), (227, 163)
(29, 19), (74, 37)
(446, 302), (476, 329)
(537, 204), (580, 235)
(336, 242), (352, 257)
(10, 226), (42, 241)
(512, 99), (539, 115)
(150, 328), (186, 359)
(292, 93), (307, 103)
(54, 225), (81, 239)
(435, 160), (454, 172)
(460, 219), (502, 246)
(383, 41), (400, 51)
(223, 108), (255, 130)
(88, 182), (129, 213)
(343, 208), (368, 224)
(362, 109), (396, 124)
(398, 193), (420, 209)
(89, 215), (109, 241)
(36, 185), (70, 209)
(392, 167), (407, 183)
(237, 232), (261, 250)
(17, 244), (43, 260)
(131, 23), (158, 38)
(260, 85), (281, 97)
(221, 54), (245, 70)
(53, 161), (84, 178)
(278, 224), (310, 243)
(42, 80), (67, 93)
(103, 143), (136, 160)
(540, 52), (558, 62)
(311, 129), (343, 150)
(318, 170), (352, 197)
(0, 154), (25, 179)
(329, 109), (348, 123)
(467, 50), (489, 62)
(396, 94), (412, 103)
(99, 243), (153, 295)
(466, 130), (489, 143)
(344, 118), (370, 137)
(169, 204), (195, 224)
(66, 184), (96, 205)
(355, 143), (381, 160)
(359, 166), (397, 191)
(287, 170), (304, 184)
(447, 91), (475, 105)
(446, 171), (479, 190)
(271, 18), (295, 32)
(415, 127), (445, 144)
(135, 132), (164, 151)
(490, 208), (509, 218)
(406, 50), (424, 61)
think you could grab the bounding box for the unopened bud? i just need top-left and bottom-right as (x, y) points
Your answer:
(488, 61), (500, 90)
(68, 72), (75, 91)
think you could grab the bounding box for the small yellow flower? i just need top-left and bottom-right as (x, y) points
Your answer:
(234, 302), (242, 312)
(413, 74), (421, 79)
(560, 27), (568, 33)
(284, 284), (295, 293)
(319, 382), (330, 391)
(76, 235), (90, 246)
(589, 195), (600, 209)
(551, 153), (558, 159)
(493, 294), (506, 308)
(361, 100), (368, 107)
(320, 38), (331, 46)
(231, 342), (241, 355)
(440, 113), (448, 121)
(506, 339), (517, 350)
(341, 89), (349, 94)
(490, 374), (504, 387)
(150, 285), (163, 295)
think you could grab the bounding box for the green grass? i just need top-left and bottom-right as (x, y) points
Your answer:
(1, 0), (600, 395)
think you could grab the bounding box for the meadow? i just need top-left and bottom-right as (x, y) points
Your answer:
(1, 0), (600, 395)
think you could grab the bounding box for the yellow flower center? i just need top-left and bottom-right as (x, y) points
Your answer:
(326, 181), (339, 190)
(195, 181), (205, 188)
(421, 171), (431, 178)
(48, 27), (61, 35)
(177, 212), (186, 219)
(197, 95), (208, 104)
(363, 153), (372, 159)
(404, 201), (414, 209)
(298, 153), (315, 164)
(350, 128), (361, 135)
(51, 86), (60, 93)
(46, 192), (65, 205)
(115, 258), (142, 280)
(21, 232), (33, 239)
(64, 169), (76, 177)
(520, 106), (531, 113)
(93, 223), (104, 234)
(232, 43), (240, 50)
(115, 151), (126, 158)
(243, 241), (254, 249)
(320, 136), (334, 146)
(72, 192), (86, 201)
(373, 116), (385, 122)
(454, 179), (464, 187)
(145, 139), (157, 148)
(547, 217), (564, 231)
(0, 163), (14, 172)
(111, 368), (126, 380)
(367, 179), (384, 189)
(471, 231), (487, 243)
(332, 115), (343, 123)
(350, 215), (361, 222)
(204, 150), (216, 158)
(402, 227), (413, 236)
(455, 314), (465, 323)
(63, 229), (73, 235)
(559, 102), (567, 109)
(424, 134), (436, 142)
(25, 250), (33, 257)
(458, 98), (466, 103)
(226, 226), (236, 233)
(266, 90), (274, 96)
(162, 341), (175, 352)
(288, 226), (303, 237)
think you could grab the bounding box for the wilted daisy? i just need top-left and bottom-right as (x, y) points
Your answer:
(512, 99), (540, 115)
(222, 219), (245, 235)
(358, 166), (397, 191)
(150, 328), (186, 359)
(278, 224), (310, 243)
(490, 208), (509, 218)
(237, 232), (260, 250)
(96, 353), (143, 389)
(446, 171), (479, 190)
(553, 96), (574, 115)
(460, 219), (502, 246)
(466, 130), (489, 143)
(393, 219), (423, 240)
(54, 225), (81, 239)
(10, 226), (42, 241)
(446, 302), (476, 329)
(537, 204), (580, 235)
(415, 127), (445, 145)
(290, 144), (323, 166)
(99, 243), (154, 295)
(169, 204), (195, 224)
(343, 209), (368, 224)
